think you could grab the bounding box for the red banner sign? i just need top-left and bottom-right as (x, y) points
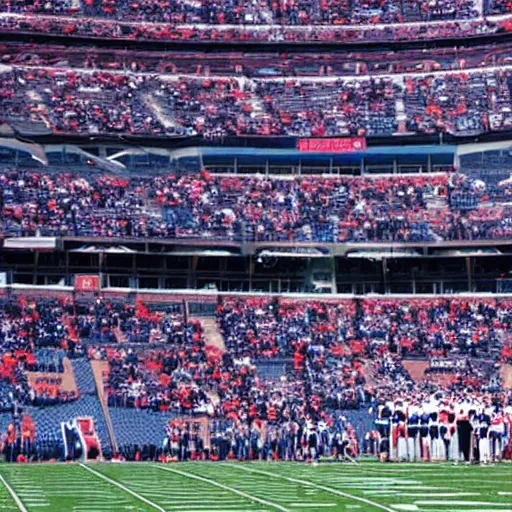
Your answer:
(297, 137), (366, 153)
(75, 275), (100, 292)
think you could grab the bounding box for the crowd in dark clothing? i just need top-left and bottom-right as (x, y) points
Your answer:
(168, 413), (358, 462)
(358, 297), (506, 357)
(2, 169), (512, 243)
(217, 296), (510, 403)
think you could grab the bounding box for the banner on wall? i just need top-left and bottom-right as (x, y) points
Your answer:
(75, 275), (100, 292)
(297, 137), (367, 153)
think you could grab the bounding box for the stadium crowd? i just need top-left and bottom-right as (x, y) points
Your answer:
(88, 299), (363, 460)
(2, 13), (499, 45)
(0, 292), (511, 461)
(0, 297), (81, 410)
(4, 64), (512, 138)
(96, 295), (512, 461)
(2, 169), (512, 243)
(0, 0), (481, 24)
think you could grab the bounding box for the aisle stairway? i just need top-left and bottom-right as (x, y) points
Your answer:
(91, 360), (118, 455)
(71, 358), (112, 453)
(501, 364), (512, 389)
(198, 318), (226, 353)
(113, 327), (127, 343)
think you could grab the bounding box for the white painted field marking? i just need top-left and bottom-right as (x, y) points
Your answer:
(223, 464), (396, 512)
(398, 493), (481, 497)
(163, 500), (245, 504)
(362, 491), (400, 496)
(79, 464), (166, 512)
(289, 504), (336, 508)
(167, 508), (269, 512)
(165, 506), (261, 510)
(0, 474), (28, 512)
(155, 465), (290, 512)
(428, 510), (512, 512)
(414, 501), (511, 507)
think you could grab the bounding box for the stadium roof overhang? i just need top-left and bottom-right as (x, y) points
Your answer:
(456, 139), (512, 156)
(0, 137), (48, 165)
(4, 235), (511, 260)
(0, 137), (128, 173)
(4, 136), (503, 172)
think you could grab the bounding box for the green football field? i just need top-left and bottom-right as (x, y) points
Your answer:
(0, 461), (510, 512)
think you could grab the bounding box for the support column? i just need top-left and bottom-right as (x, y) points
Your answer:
(330, 256), (337, 294)
(466, 256), (473, 292)
(34, 251), (39, 285)
(382, 257), (388, 294)
(249, 256), (254, 292)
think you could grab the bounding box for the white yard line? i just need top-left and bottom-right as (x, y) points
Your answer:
(79, 464), (166, 512)
(224, 464), (396, 512)
(0, 474), (29, 512)
(155, 465), (290, 512)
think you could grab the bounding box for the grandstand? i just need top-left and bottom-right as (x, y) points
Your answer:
(0, 3), (511, 512)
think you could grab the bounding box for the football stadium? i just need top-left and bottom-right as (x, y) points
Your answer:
(0, 0), (512, 510)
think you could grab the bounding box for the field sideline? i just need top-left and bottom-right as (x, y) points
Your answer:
(0, 461), (511, 512)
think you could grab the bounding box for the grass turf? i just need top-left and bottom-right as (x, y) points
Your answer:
(0, 461), (510, 512)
